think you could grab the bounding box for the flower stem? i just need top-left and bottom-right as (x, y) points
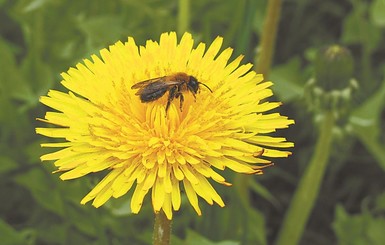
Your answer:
(153, 211), (172, 245)
(178, 0), (190, 34)
(255, 0), (282, 78)
(275, 111), (335, 245)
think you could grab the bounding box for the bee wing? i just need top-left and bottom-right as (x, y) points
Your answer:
(136, 80), (180, 96)
(131, 77), (165, 89)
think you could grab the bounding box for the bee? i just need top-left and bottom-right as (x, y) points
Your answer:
(131, 72), (212, 112)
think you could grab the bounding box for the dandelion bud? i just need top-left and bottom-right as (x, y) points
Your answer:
(315, 45), (354, 91)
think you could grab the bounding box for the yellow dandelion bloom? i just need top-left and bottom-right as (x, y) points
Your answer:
(36, 32), (294, 220)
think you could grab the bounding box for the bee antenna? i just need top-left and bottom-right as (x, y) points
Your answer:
(199, 82), (213, 93)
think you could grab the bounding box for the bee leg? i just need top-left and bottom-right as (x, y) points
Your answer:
(165, 86), (177, 112)
(192, 91), (197, 101)
(177, 93), (184, 111)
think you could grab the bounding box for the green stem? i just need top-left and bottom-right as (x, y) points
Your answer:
(275, 111), (335, 245)
(234, 174), (252, 244)
(255, 0), (282, 78)
(234, 171), (251, 207)
(153, 211), (172, 245)
(177, 0), (190, 34)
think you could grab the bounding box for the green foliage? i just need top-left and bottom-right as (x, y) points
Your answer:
(333, 200), (385, 245)
(1, 0), (385, 244)
(350, 73), (385, 170)
(0, 219), (35, 245)
(173, 230), (239, 245)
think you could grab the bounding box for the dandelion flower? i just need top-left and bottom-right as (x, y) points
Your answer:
(36, 32), (294, 220)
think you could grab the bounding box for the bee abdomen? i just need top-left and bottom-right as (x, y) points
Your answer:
(140, 87), (168, 102)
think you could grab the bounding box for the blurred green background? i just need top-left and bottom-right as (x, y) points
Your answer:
(1, 0), (385, 244)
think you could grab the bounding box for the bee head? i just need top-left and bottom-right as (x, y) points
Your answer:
(188, 76), (213, 94)
(188, 76), (200, 94)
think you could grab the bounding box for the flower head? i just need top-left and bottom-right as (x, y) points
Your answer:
(36, 32), (294, 219)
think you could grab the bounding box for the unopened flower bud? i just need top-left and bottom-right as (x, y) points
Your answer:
(315, 45), (354, 91)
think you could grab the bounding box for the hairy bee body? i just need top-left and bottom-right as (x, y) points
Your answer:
(131, 72), (212, 112)
(139, 82), (169, 102)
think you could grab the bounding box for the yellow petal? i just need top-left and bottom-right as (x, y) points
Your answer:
(171, 176), (181, 211)
(152, 178), (165, 211)
(183, 180), (201, 215)
(131, 182), (150, 214)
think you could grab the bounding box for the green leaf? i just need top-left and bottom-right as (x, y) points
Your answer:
(270, 57), (304, 102)
(19, 55), (54, 108)
(370, 0), (385, 27)
(227, 195), (267, 245)
(34, 221), (67, 245)
(23, 0), (50, 12)
(0, 39), (32, 138)
(333, 204), (385, 245)
(0, 37), (50, 112)
(333, 205), (368, 245)
(341, 1), (381, 51)
(0, 219), (35, 245)
(67, 206), (98, 237)
(24, 140), (48, 165)
(350, 76), (385, 171)
(76, 15), (127, 50)
(249, 179), (280, 208)
(0, 38), (25, 100)
(108, 197), (132, 216)
(183, 230), (239, 245)
(244, 208), (267, 245)
(0, 156), (19, 174)
(374, 192), (385, 211)
(251, 1), (268, 35)
(14, 168), (65, 216)
(367, 218), (385, 244)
